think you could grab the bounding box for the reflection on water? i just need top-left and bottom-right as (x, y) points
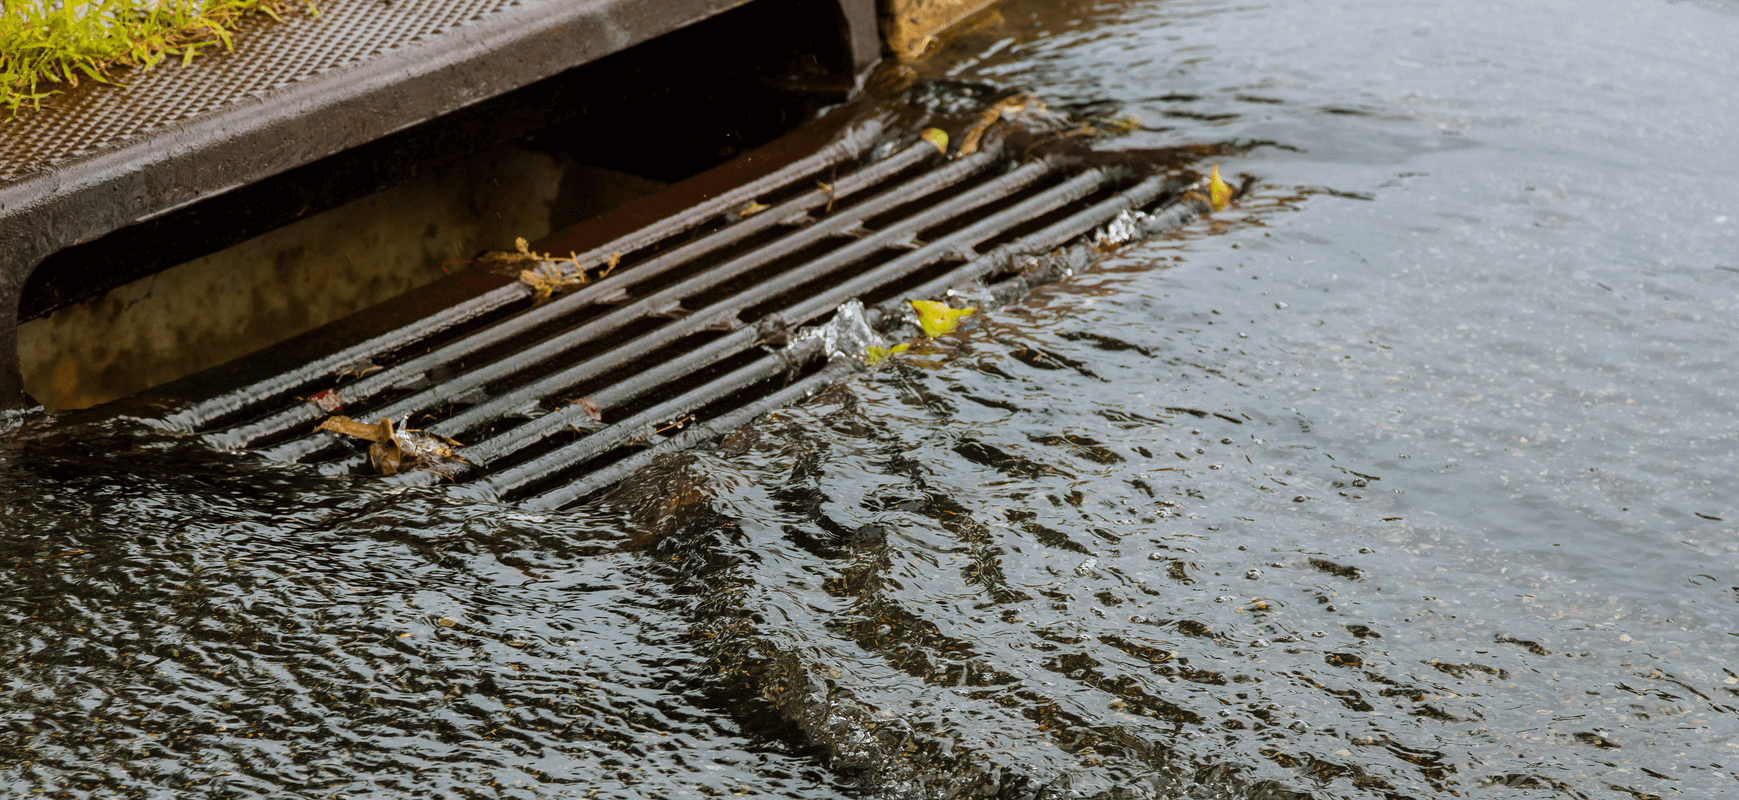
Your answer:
(6, 0), (1739, 796)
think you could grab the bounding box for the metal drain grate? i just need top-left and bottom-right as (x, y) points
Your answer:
(158, 122), (1212, 509)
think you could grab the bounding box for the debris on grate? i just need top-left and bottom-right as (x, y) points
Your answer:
(147, 97), (1241, 507)
(797, 299), (883, 360)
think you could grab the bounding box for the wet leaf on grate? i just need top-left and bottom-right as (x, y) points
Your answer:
(316, 415), (389, 441)
(920, 127), (949, 156)
(958, 94), (1042, 157)
(315, 415), (467, 476)
(370, 425), (406, 474)
(479, 237), (548, 269)
(518, 262), (586, 300)
(478, 238), (590, 299)
(910, 299), (976, 337)
(866, 343), (911, 365)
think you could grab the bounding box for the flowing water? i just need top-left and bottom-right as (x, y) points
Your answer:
(4, 0), (1738, 797)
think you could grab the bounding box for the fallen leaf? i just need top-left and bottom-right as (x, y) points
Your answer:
(316, 415), (467, 476)
(736, 200), (770, 219)
(1209, 164), (1233, 212)
(316, 415), (389, 441)
(519, 262), (587, 300)
(958, 94), (1041, 157)
(866, 343), (912, 365)
(369, 418), (406, 475)
(910, 300), (976, 337)
(919, 127), (949, 156)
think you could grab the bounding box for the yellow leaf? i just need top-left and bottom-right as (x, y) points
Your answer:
(1209, 164), (1233, 212)
(919, 128), (949, 156)
(865, 343), (911, 365)
(910, 300), (975, 338)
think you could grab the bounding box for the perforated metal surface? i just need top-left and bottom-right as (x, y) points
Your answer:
(0, 0), (541, 187)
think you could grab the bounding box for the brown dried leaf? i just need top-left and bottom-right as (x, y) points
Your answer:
(958, 94), (1042, 157)
(317, 415), (467, 476)
(476, 239), (547, 269)
(369, 422), (405, 475)
(316, 415), (390, 441)
(518, 262), (586, 300)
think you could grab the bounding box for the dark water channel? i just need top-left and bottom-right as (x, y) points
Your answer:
(5, 0), (1739, 797)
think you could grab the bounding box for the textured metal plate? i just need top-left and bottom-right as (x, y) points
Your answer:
(8, 2), (466, 186)
(0, 0), (641, 187)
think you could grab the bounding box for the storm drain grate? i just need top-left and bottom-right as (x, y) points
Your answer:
(159, 121), (1214, 509)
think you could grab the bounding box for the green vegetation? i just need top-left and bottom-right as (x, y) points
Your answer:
(0, 0), (316, 117)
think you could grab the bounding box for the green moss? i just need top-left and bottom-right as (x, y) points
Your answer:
(0, 0), (317, 118)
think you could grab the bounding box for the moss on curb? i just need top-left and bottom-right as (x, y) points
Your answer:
(1, 0), (317, 118)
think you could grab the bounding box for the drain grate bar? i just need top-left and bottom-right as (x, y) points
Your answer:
(782, 167), (1114, 324)
(445, 327), (767, 467)
(359, 324), (775, 483)
(899, 173), (1181, 305)
(466, 338), (825, 499)
(524, 358), (866, 510)
(190, 120), (888, 440)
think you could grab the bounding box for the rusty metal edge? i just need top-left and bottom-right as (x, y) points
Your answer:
(0, 0), (882, 409)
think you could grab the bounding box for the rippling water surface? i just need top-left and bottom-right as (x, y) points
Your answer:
(5, 0), (1739, 797)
